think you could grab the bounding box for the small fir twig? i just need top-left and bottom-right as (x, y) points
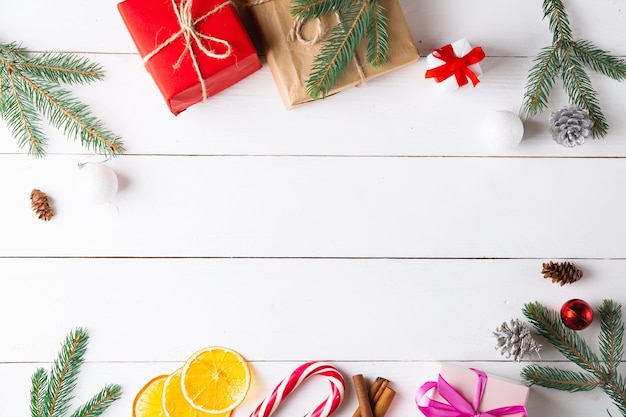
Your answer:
(522, 300), (626, 417)
(522, 0), (626, 138)
(0, 41), (125, 157)
(291, 0), (389, 99)
(30, 328), (122, 417)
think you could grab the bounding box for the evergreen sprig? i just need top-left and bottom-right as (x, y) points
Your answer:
(522, 300), (626, 416)
(291, 0), (389, 99)
(0, 41), (125, 157)
(30, 328), (122, 417)
(522, 0), (626, 138)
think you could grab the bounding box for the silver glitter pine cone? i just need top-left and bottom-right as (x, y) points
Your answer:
(549, 105), (593, 147)
(493, 318), (541, 362)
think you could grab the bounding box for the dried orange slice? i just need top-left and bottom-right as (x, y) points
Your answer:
(181, 346), (251, 414)
(163, 369), (232, 417)
(133, 375), (168, 417)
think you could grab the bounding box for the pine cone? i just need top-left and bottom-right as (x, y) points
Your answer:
(542, 261), (583, 286)
(493, 319), (541, 362)
(30, 188), (54, 221)
(549, 105), (593, 147)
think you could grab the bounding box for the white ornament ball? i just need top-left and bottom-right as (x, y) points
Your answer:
(481, 110), (524, 149)
(76, 162), (118, 204)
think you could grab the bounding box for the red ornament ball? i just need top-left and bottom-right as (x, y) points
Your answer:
(560, 299), (594, 330)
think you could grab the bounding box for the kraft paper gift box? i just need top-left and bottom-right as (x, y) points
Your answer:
(425, 38), (484, 91)
(416, 364), (529, 417)
(245, 0), (420, 109)
(118, 0), (262, 115)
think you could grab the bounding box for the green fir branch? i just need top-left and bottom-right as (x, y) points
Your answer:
(366, 0), (388, 68)
(599, 300), (624, 376)
(542, 0), (572, 44)
(560, 47), (607, 137)
(3, 70), (47, 155)
(604, 372), (626, 417)
(31, 368), (49, 417)
(523, 1), (626, 138)
(69, 384), (122, 417)
(521, 365), (602, 392)
(0, 41), (124, 157)
(522, 46), (560, 116)
(30, 328), (122, 417)
(17, 52), (105, 85)
(522, 300), (626, 417)
(306, 1), (372, 99)
(571, 40), (626, 81)
(44, 328), (90, 417)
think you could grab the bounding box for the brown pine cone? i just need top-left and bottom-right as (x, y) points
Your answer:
(542, 261), (583, 286)
(30, 189), (54, 221)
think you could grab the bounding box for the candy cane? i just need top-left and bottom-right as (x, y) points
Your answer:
(250, 362), (345, 417)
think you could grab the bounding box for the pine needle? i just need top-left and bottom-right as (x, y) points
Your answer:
(17, 52), (105, 85)
(292, 0), (390, 99)
(291, 0), (353, 20)
(560, 47), (608, 138)
(522, 300), (626, 416)
(570, 40), (626, 81)
(523, 1), (626, 138)
(30, 328), (122, 417)
(44, 328), (90, 417)
(0, 41), (124, 157)
(366, 0), (389, 68)
(31, 368), (49, 417)
(599, 300), (624, 375)
(306, 1), (372, 98)
(521, 365), (602, 392)
(69, 384), (123, 417)
(522, 46), (560, 116)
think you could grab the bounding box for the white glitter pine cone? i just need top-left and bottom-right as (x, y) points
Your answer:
(549, 105), (594, 147)
(493, 318), (541, 362)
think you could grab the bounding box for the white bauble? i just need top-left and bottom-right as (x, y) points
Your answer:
(76, 162), (118, 204)
(481, 110), (525, 149)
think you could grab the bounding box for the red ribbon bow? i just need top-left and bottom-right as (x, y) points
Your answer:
(425, 43), (485, 87)
(415, 368), (527, 417)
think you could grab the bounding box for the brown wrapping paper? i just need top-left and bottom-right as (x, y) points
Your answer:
(245, 0), (419, 109)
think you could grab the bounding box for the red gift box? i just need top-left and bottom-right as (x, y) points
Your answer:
(118, 0), (262, 115)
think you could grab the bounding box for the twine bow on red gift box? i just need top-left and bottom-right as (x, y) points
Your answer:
(415, 368), (527, 417)
(425, 43), (485, 87)
(142, 0), (233, 101)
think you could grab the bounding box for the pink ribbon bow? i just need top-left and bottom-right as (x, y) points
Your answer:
(415, 369), (527, 417)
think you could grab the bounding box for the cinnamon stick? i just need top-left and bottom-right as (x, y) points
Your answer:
(351, 377), (390, 417)
(352, 374), (374, 417)
(372, 387), (396, 417)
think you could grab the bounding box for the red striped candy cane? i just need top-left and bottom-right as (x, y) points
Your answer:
(250, 361), (345, 417)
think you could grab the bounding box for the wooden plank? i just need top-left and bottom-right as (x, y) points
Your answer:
(2, 155), (626, 258)
(0, 258), (620, 362)
(1, 55), (625, 157)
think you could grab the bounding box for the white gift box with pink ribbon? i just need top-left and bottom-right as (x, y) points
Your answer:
(416, 364), (529, 417)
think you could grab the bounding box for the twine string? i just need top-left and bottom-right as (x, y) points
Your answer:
(142, 0), (233, 101)
(288, 17), (325, 45)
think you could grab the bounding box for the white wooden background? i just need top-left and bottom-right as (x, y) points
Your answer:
(2, 1), (626, 417)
